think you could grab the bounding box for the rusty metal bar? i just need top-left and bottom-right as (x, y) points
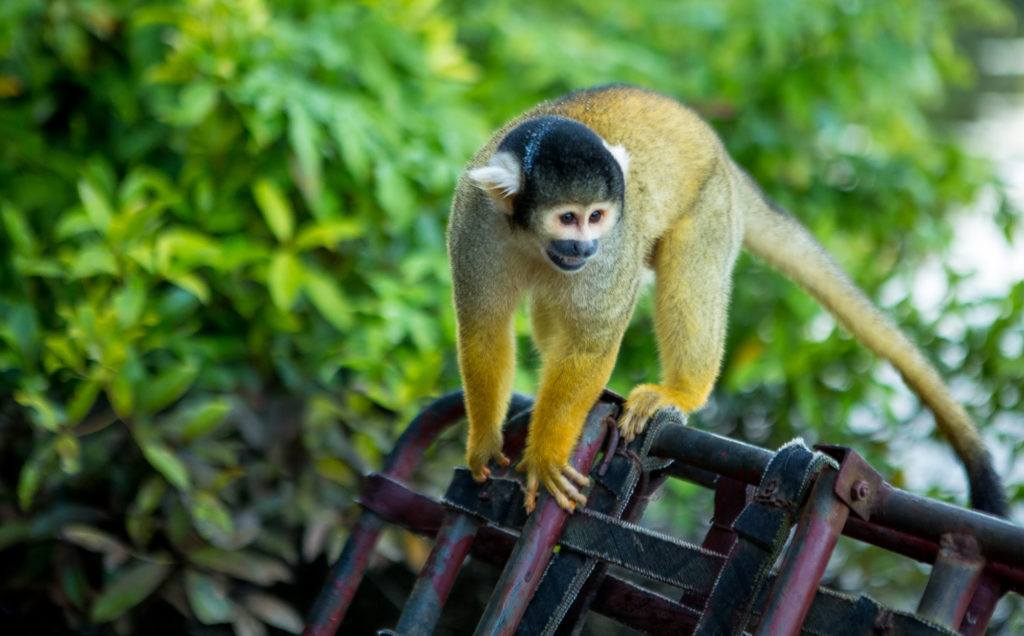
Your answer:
(756, 469), (849, 635)
(304, 510), (387, 636)
(680, 476), (748, 609)
(472, 400), (614, 636)
(916, 533), (985, 629)
(592, 576), (701, 635)
(304, 391), (532, 636)
(960, 573), (1003, 635)
(394, 511), (482, 635)
(648, 415), (1024, 573)
(872, 485), (1022, 565)
(650, 417), (773, 485)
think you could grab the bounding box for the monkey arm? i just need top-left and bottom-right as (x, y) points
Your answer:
(521, 336), (621, 512)
(457, 311), (517, 482)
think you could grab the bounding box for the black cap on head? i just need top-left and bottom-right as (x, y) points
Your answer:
(497, 116), (626, 229)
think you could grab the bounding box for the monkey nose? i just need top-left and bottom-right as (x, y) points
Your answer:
(551, 239), (598, 258)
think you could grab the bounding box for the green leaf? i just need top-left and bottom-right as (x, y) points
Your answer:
(287, 102), (323, 205)
(253, 179), (294, 243)
(1, 203), (36, 253)
(184, 569), (234, 624)
(90, 561), (170, 623)
(314, 457), (353, 484)
(77, 179), (114, 233)
(374, 162), (415, 225)
(67, 243), (118, 278)
(267, 251), (304, 310)
(67, 378), (102, 424)
(59, 560), (90, 610)
(294, 219), (364, 251)
(55, 434), (81, 474)
(132, 477), (167, 515)
(17, 442), (56, 510)
(138, 438), (191, 491)
(187, 547), (292, 585)
(112, 276), (147, 328)
(176, 398), (232, 442)
(304, 271), (353, 330)
(330, 102), (371, 182)
(14, 390), (65, 432)
(61, 524), (130, 562)
(107, 372), (135, 418)
(127, 477), (167, 547)
(187, 491), (235, 546)
(138, 360), (200, 414)
(166, 272), (210, 303)
(55, 210), (96, 241)
(242, 592), (303, 634)
(0, 301), (40, 361)
(175, 81), (218, 126)
(156, 230), (222, 272)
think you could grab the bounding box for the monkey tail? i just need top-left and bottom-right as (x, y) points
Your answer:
(741, 185), (1008, 516)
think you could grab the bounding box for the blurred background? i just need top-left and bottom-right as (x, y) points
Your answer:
(1, 0), (1022, 633)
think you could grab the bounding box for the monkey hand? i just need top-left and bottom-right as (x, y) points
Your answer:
(466, 431), (510, 482)
(517, 450), (590, 513)
(620, 383), (704, 441)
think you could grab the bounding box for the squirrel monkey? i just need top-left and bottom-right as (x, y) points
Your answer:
(448, 85), (1007, 516)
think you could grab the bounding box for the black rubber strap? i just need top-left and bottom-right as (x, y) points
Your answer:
(694, 439), (836, 636)
(518, 410), (673, 635)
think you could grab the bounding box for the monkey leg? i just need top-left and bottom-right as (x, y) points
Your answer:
(620, 207), (740, 440)
(520, 319), (620, 512)
(458, 312), (517, 482)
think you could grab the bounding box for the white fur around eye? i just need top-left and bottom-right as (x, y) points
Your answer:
(468, 151), (521, 197)
(602, 141), (631, 178)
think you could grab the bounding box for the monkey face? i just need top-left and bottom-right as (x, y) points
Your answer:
(537, 201), (618, 272)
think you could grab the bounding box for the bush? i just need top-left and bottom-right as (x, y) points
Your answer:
(1, 0), (1019, 631)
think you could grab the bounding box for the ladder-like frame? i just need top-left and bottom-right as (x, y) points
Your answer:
(304, 391), (1023, 635)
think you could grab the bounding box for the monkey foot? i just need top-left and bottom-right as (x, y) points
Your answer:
(517, 455), (590, 513)
(467, 435), (510, 482)
(620, 383), (702, 441)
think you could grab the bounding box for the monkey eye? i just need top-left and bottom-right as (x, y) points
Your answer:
(559, 212), (576, 226)
(589, 209), (604, 223)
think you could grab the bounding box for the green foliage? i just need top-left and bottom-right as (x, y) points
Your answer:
(0, 0), (1020, 630)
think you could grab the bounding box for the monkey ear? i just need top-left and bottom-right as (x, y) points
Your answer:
(603, 141), (631, 179)
(468, 151), (520, 215)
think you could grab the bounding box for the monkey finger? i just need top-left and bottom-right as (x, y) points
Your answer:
(470, 464), (490, 482)
(556, 474), (587, 507)
(524, 494), (536, 514)
(524, 473), (539, 513)
(549, 488), (574, 511)
(562, 465), (590, 488)
(496, 452), (511, 468)
(619, 414), (641, 442)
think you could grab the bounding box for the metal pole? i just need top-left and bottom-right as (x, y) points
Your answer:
(394, 512), (483, 635)
(756, 469), (848, 635)
(917, 533), (985, 629)
(304, 391), (532, 636)
(472, 400), (614, 636)
(304, 511), (387, 636)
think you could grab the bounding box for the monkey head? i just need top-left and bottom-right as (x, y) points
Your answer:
(469, 115), (630, 273)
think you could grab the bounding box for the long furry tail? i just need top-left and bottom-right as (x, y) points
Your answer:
(740, 180), (1007, 516)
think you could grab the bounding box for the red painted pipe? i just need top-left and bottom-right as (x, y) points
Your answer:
(756, 470), (848, 635)
(472, 400), (615, 636)
(394, 511), (483, 634)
